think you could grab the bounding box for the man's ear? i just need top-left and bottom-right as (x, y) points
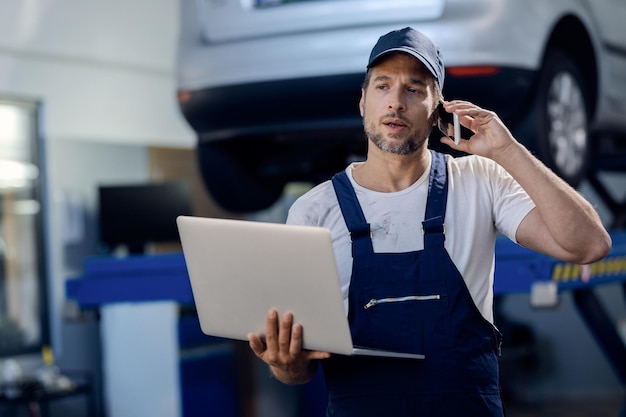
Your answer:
(359, 89), (365, 117)
(432, 98), (441, 126)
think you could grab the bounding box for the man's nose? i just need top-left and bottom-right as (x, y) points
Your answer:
(387, 89), (406, 112)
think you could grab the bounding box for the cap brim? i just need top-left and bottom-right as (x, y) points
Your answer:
(368, 48), (439, 83)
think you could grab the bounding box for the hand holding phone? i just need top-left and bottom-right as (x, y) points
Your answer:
(437, 101), (462, 145)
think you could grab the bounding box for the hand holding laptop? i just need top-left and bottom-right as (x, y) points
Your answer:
(247, 309), (331, 385)
(176, 216), (425, 363)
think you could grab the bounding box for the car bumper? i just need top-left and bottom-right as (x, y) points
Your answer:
(179, 66), (536, 144)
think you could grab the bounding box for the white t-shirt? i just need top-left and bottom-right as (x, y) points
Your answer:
(286, 153), (535, 324)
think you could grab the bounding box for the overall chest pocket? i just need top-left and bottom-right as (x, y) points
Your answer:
(350, 284), (452, 356)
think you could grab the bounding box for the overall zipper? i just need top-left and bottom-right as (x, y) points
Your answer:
(364, 294), (441, 309)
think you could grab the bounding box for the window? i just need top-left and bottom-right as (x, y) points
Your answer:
(0, 97), (48, 357)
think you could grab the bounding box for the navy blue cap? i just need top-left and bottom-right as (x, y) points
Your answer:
(368, 27), (445, 88)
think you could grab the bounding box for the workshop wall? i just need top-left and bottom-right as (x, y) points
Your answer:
(0, 0), (194, 147)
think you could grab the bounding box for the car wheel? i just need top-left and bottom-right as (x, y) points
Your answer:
(197, 141), (286, 213)
(527, 49), (590, 186)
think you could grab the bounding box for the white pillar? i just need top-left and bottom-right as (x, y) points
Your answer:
(101, 301), (181, 417)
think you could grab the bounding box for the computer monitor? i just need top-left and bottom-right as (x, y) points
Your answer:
(98, 181), (192, 254)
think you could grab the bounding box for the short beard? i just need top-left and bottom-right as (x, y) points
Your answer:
(365, 122), (428, 155)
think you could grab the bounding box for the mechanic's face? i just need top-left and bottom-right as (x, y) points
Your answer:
(360, 53), (437, 155)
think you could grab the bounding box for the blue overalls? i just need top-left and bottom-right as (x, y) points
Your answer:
(323, 151), (504, 417)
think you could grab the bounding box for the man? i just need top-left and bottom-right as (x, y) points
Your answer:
(247, 27), (611, 416)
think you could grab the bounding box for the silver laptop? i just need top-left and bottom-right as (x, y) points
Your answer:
(176, 216), (424, 360)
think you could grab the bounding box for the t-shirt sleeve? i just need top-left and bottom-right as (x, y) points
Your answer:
(286, 180), (334, 226)
(490, 161), (536, 243)
(286, 199), (308, 226)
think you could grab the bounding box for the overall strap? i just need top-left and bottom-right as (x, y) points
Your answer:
(331, 172), (374, 255)
(422, 151), (449, 248)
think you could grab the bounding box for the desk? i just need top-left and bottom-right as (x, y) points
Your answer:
(0, 371), (94, 417)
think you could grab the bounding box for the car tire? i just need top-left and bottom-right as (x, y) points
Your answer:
(523, 48), (590, 186)
(197, 141), (286, 213)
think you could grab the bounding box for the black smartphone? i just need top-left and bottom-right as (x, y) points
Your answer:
(437, 101), (461, 145)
